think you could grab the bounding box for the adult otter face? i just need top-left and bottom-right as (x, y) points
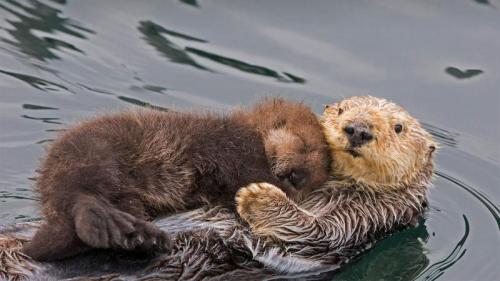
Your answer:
(321, 96), (436, 188)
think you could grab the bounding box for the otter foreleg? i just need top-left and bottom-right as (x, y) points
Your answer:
(235, 183), (326, 243)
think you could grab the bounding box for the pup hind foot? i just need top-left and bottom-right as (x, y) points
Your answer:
(74, 199), (171, 253)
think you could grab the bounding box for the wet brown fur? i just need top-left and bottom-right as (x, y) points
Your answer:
(22, 98), (330, 262)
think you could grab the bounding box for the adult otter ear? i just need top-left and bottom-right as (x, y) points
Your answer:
(427, 141), (438, 159)
(323, 103), (340, 114)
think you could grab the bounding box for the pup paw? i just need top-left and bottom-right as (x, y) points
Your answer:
(235, 182), (288, 224)
(74, 203), (171, 253)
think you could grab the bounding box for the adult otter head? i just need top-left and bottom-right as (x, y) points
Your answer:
(321, 96), (437, 190)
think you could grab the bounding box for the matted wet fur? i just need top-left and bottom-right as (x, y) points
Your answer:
(21, 98), (330, 262)
(236, 96), (436, 262)
(0, 96), (437, 281)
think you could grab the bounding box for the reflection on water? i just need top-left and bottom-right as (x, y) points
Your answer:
(445, 67), (483, 80)
(0, 1), (498, 280)
(473, 0), (492, 7)
(0, 190), (35, 201)
(139, 20), (305, 83)
(0, 0), (93, 61)
(331, 222), (430, 281)
(20, 114), (62, 125)
(22, 104), (58, 110)
(180, 0), (199, 8)
(436, 171), (500, 229)
(138, 20), (210, 71)
(0, 69), (68, 92)
(422, 123), (458, 148)
(186, 47), (306, 83)
(416, 216), (470, 281)
(118, 95), (169, 112)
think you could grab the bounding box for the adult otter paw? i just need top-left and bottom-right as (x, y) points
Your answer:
(235, 182), (288, 224)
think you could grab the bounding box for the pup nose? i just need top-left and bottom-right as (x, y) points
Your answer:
(344, 124), (374, 147)
(279, 170), (306, 187)
(288, 170), (306, 187)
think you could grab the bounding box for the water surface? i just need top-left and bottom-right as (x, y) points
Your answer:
(0, 0), (498, 280)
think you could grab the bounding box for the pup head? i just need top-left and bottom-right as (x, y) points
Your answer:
(321, 96), (436, 188)
(247, 99), (330, 199)
(264, 127), (330, 199)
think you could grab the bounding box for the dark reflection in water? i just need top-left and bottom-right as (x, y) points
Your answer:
(331, 222), (430, 281)
(445, 67), (483, 80)
(138, 20), (305, 83)
(0, 1), (497, 279)
(138, 20), (210, 71)
(0, 190), (36, 201)
(0, 0), (93, 61)
(473, 0), (492, 7)
(186, 47), (306, 83)
(0, 69), (68, 92)
(76, 83), (115, 96)
(180, 0), (199, 8)
(22, 104), (58, 110)
(142, 84), (168, 94)
(36, 139), (54, 144)
(422, 123), (458, 147)
(118, 95), (169, 112)
(20, 114), (62, 124)
(331, 215), (471, 281)
(416, 215), (470, 281)
(436, 171), (500, 229)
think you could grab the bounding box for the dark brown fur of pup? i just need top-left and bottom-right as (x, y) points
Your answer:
(22, 99), (330, 262)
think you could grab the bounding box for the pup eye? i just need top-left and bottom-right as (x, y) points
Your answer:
(394, 124), (403, 134)
(338, 108), (344, 115)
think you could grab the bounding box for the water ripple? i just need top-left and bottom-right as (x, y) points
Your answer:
(22, 104), (58, 110)
(422, 122), (458, 147)
(186, 47), (306, 83)
(0, 69), (68, 92)
(415, 215), (470, 281)
(138, 20), (306, 84)
(20, 114), (62, 124)
(138, 20), (210, 71)
(436, 171), (500, 230)
(117, 96), (169, 112)
(0, 0), (94, 61)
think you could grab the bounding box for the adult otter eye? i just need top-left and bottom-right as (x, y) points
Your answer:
(338, 108), (344, 115)
(394, 124), (403, 134)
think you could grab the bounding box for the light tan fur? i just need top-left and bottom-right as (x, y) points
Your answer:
(321, 96), (436, 190)
(236, 96), (437, 263)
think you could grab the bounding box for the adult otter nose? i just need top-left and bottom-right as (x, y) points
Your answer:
(344, 124), (374, 147)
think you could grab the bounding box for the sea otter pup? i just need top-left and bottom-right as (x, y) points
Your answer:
(236, 96), (437, 264)
(22, 99), (330, 262)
